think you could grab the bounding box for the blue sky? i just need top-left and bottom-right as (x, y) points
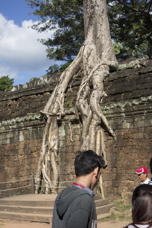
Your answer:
(0, 0), (54, 85)
(0, 0), (36, 26)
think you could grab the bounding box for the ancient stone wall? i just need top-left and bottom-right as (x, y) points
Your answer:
(103, 60), (152, 200)
(0, 60), (152, 199)
(0, 85), (50, 197)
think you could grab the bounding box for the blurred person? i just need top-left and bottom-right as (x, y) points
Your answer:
(124, 184), (152, 228)
(135, 166), (152, 185)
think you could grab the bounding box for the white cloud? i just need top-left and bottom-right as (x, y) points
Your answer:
(0, 14), (55, 84)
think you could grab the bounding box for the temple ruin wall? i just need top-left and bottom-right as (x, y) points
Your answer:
(0, 60), (152, 200)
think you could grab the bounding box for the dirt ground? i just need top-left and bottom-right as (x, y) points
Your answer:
(0, 219), (130, 228)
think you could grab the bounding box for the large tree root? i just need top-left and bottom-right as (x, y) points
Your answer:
(35, 44), (116, 193)
(35, 47), (84, 193)
(35, 0), (118, 195)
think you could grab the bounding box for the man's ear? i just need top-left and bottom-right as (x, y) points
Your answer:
(93, 167), (99, 177)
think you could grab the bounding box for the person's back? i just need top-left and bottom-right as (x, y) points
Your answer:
(52, 150), (105, 228)
(52, 184), (96, 228)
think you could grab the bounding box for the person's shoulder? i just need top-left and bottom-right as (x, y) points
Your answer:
(56, 185), (93, 201)
(77, 192), (94, 207)
(78, 192), (93, 199)
(70, 193), (94, 213)
(148, 180), (152, 185)
(55, 185), (73, 199)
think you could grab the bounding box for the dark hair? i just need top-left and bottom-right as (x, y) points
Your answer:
(132, 185), (152, 225)
(132, 184), (152, 204)
(74, 150), (105, 177)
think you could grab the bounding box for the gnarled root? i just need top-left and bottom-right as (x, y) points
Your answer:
(35, 48), (83, 193)
(35, 0), (118, 194)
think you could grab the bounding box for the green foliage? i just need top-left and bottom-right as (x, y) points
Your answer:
(47, 64), (60, 74)
(47, 61), (72, 74)
(26, 0), (152, 69)
(26, 0), (84, 62)
(0, 76), (14, 91)
(108, 0), (152, 58)
(113, 42), (123, 55)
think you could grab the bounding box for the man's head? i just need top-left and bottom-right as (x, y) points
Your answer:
(74, 150), (105, 189)
(135, 166), (148, 183)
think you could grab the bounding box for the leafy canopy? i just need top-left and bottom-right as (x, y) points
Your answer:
(0, 76), (14, 91)
(26, 0), (84, 61)
(26, 0), (152, 71)
(108, 0), (152, 58)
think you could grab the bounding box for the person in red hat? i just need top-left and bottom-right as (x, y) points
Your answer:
(135, 166), (152, 185)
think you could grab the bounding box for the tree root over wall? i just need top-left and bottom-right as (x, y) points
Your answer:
(35, 0), (118, 196)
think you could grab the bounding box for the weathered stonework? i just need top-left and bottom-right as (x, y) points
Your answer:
(0, 60), (152, 200)
(102, 60), (152, 200)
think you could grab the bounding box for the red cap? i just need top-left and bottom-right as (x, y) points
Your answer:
(135, 166), (148, 175)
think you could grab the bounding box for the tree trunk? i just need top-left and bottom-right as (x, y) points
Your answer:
(35, 0), (118, 194)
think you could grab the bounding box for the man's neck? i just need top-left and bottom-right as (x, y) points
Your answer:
(76, 176), (91, 189)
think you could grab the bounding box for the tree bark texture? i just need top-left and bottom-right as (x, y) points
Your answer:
(35, 0), (118, 194)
